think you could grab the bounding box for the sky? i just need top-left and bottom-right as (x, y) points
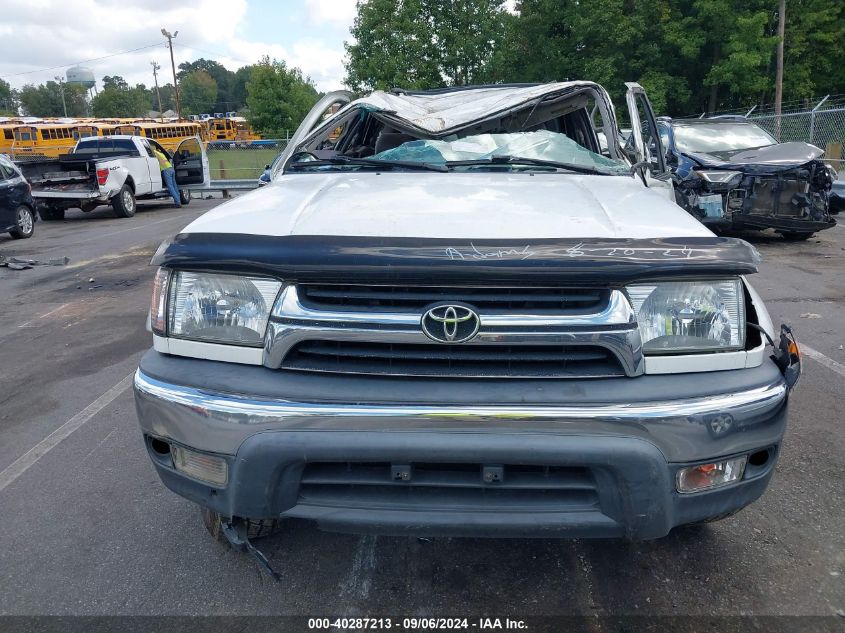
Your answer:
(0, 0), (360, 93)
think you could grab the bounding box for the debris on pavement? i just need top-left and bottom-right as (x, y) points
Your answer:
(0, 255), (69, 270)
(800, 313), (822, 319)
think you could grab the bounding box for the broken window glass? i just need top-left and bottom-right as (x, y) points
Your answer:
(372, 130), (630, 175)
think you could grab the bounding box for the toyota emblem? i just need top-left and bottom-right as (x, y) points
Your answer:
(421, 304), (480, 344)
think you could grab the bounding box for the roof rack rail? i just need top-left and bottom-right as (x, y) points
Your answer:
(389, 83), (543, 96)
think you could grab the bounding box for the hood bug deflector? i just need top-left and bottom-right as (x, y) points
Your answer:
(152, 234), (760, 285)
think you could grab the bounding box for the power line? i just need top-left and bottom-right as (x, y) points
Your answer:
(0, 43), (163, 80)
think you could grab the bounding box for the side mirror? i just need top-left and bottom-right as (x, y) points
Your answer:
(264, 164), (271, 170)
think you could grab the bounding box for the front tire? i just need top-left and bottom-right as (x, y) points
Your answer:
(9, 205), (35, 239)
(111, 184), (136, 218)
(179, 189), (191, 205)
(200, 506), (282, 543)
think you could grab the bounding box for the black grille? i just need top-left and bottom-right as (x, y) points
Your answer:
(298, 284), (606, 313)
(298, 462), (599, 512)
(281, 341), (623, 378)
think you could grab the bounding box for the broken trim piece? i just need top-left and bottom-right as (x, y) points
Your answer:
(221, 518), (283, 581)
(0, 255), (69, 270)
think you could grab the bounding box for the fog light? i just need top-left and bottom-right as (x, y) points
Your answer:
(171, 445), (228, 486)
(676, 456), (746, 493)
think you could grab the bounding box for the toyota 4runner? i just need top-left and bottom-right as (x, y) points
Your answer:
(134, 83), (801, 556)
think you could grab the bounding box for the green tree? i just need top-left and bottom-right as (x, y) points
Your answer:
(91, 79), (149, 117)
(180, 70), (218, 115)
(245, 57), (319, 137)
(669, 0), (776, 112)
(179, 59), (237, 112)
(231, 65), (256, 111)
(489, 0), (790, 116)
(0, 78), (16, 115)
(102, 75), (130, 91)
(344, 0), (508, 91)
(147, 83), (177, 114)
(780, 0), (845, 102)
(19, 81), (88, 117)
(490, 0), (687, 112)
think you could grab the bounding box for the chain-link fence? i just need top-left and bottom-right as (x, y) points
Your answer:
(690, 95), (845, 173)
(206, 139), (288, 181)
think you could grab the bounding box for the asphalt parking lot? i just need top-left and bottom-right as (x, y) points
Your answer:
(0, 198), (843, 624)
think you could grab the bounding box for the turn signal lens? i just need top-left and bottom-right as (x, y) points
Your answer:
(150, 268), (170, 335)
(676, 456), (746, 493)
(171, 445), (228, 486)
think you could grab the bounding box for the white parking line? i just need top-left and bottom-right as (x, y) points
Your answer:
(802, 345), (845, 380)
(17, 302), (70, 328)
(0, 372), (134, 494)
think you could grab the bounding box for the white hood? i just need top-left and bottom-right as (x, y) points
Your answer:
(183, 172), (713, 240)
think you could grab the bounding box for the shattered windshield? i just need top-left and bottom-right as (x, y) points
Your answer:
(673, 122), (777, 154)
(372, 130), (630, 175)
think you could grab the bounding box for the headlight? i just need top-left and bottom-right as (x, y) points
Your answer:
(695, 170), (743, 187)
(626, 280), (745, 354)
(155, 270), (282, 346)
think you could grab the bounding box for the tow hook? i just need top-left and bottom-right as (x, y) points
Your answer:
(221, 518), (283, 582)
(773, 324), (801, 390)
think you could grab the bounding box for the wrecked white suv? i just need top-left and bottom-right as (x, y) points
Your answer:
(135, 82), (800, 567)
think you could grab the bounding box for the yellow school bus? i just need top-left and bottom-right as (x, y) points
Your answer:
(75, 122), (119, 138)
(35, 124), (80, 157)
(0, 123), (17, 155)
(208, 116), (260, 142)
(114, 121), (205, 152)
(6, 125), (42, 159)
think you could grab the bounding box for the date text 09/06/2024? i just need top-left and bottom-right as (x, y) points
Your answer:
(307, 617), (528, 630)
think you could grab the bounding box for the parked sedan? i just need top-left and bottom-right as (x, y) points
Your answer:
(0, 154), (36, 239)
(658, 116), (837, 240)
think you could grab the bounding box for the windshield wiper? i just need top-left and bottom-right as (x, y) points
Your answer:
(444, 155), (612, 175)
(288, 155), (448, 173)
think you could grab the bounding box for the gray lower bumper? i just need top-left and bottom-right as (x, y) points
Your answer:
(134, 351), (790, 539)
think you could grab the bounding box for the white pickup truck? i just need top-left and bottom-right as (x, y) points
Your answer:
(18, 135), (208, 220)
(135, 82), (802, 563)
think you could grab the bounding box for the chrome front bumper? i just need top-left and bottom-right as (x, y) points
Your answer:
(133, 357), (788, 462)
(133, 354), (790, 539)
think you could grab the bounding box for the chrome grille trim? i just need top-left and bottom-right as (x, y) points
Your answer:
(271, 286), (636, 328)
(297, 284), (607, 313)
(264, 286), (644, 377)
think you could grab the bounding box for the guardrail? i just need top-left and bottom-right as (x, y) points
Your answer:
(193, 178), (261, 198)
(207, 179), (260, 190)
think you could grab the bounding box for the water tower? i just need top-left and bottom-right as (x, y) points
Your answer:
(67, 66), (97, 97)
(66, 66), (95, 88)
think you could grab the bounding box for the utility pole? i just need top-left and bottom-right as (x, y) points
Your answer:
(54, 75), (68, 117)
(774, 0), (786, 140)
(151, 61), (164, 121)
(161, 28), (181, 119)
